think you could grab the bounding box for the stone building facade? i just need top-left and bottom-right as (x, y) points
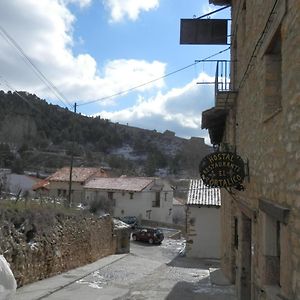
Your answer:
(202, 0), (300, 299)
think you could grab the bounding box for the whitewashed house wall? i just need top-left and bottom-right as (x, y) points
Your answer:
(84, 178), (173, 223)
(186, 206), (220, 258)
(186, 179), (221, 259)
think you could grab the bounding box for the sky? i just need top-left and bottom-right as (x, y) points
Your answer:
(0, 0), (230, 143)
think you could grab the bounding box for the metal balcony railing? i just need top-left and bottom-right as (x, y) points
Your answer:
(215, 60), (232, 95)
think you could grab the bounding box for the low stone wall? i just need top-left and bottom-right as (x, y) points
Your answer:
(0, 208), (115, 287)
(141, 219), (185, 233)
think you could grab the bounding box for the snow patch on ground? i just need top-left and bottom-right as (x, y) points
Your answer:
(76, 271), (108, 289)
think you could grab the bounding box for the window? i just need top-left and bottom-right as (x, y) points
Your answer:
(164, 192), (168, 201)
(262, 212), (281, 286)
(58, 189), (67, 197)
(108, 192), (114, 200)
(129, 192), (134, 199)
(146, 210), (151, 220)
(234, 217), (239, 249)
(152, 192), (160, 207)
(263, 29), (282, 120)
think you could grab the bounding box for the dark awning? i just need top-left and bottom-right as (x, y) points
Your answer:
(209, 0), (231, 6)
(202, 107), (227, 145)
(180, 19), (228, 45)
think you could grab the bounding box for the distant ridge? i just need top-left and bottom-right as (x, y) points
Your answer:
(0, 90), (212, 177)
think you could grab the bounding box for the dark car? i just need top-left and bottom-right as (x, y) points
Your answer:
(118, 216), (138, 229)
(131, 227), (164, 244)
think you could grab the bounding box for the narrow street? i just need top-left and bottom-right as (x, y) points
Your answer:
(16, 234), (237, 300)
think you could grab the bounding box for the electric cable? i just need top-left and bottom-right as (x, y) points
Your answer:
(0, 24), (73, 110)
(0, 75), (44, 115)
(78, 47), (230, 107)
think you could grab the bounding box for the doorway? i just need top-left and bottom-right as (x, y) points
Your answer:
(239, 213), (252, 300)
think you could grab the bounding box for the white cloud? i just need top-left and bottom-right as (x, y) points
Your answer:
(63, 0), (92, 8)
(94, 72), (215, 138)
(0, 0), (165, 104)
(201, 3), (215, 15)
(103, 0), (159, 22)
(0, 0), (214, 140)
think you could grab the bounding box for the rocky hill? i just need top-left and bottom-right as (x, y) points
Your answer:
(0, 90), (212, 177)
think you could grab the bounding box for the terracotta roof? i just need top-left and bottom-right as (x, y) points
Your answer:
(49, 167), (107, 183)
(32, 179), (50, 191)
(187, 179), (221, 206)
(84, 177), (154, 192)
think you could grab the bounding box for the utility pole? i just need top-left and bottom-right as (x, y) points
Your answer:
(68, 102), (77, 207)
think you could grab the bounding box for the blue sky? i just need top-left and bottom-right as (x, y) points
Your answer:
(0, 0), (230, 142)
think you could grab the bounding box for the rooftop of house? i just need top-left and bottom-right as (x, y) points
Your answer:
(32, 179), (50, 191)
(48, 167), (108, 183)
(187, 179), (221, 207)
(173, 197), (186, 206)
(113, 218), (131, 230)
(84, 177), (154, 192)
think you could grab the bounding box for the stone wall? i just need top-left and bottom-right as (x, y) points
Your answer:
(0, 208), (115, 287)
(218, 0), (300, 299)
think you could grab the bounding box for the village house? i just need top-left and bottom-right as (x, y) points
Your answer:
(186, 179), (221, 259)
(84, 177), (173, 224)
(201, 0), (300, 299)
(172, 197), (186, 225)
(35, 167), (108, 204)
(0, 169), (40, 198)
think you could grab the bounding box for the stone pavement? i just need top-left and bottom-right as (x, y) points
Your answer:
(14, 239), (237, 300)
(14, 254), (127, 300)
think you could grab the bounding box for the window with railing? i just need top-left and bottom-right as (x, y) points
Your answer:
(215, 60), (232, 94)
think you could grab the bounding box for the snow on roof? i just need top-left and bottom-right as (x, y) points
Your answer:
(48, 167), (107, 183)
(173, 197), (185, 206)
(187, 179), (221, 207)
(84, 177), (154, 192)
(113, 218), (131, 229)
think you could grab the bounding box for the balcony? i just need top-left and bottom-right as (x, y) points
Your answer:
(214, 60), (237, 109)
(201, 60), (236, 145)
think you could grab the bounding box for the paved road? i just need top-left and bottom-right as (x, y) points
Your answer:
(16, 237), (237, 300)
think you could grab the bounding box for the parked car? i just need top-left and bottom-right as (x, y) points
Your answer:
(118, 216), (138, 229)
(131, 227), (164, 244)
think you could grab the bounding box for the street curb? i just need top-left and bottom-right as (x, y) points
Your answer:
(15, 253), (129, 300)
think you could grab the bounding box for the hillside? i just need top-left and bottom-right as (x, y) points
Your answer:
(0, 90), (212, 177)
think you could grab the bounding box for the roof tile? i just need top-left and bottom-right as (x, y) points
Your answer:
(84, 177), (154, 192)
(187, 179), (221, 206)
(49, 167), (107, 183)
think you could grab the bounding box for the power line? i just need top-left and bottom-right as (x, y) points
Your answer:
(222, 0), (280, 112)
(0, 75), (44, 115)
(78, 47), (230, 107)
(237, 0), (280, 90)
(0, 24), (229, 111)
(0, 24), (73, 109)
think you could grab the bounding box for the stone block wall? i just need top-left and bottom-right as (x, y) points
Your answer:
(0, 209), (115, 287)
(219, 0), (300, 299)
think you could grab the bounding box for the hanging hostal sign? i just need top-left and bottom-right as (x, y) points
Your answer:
(199, 152), (245, 188)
